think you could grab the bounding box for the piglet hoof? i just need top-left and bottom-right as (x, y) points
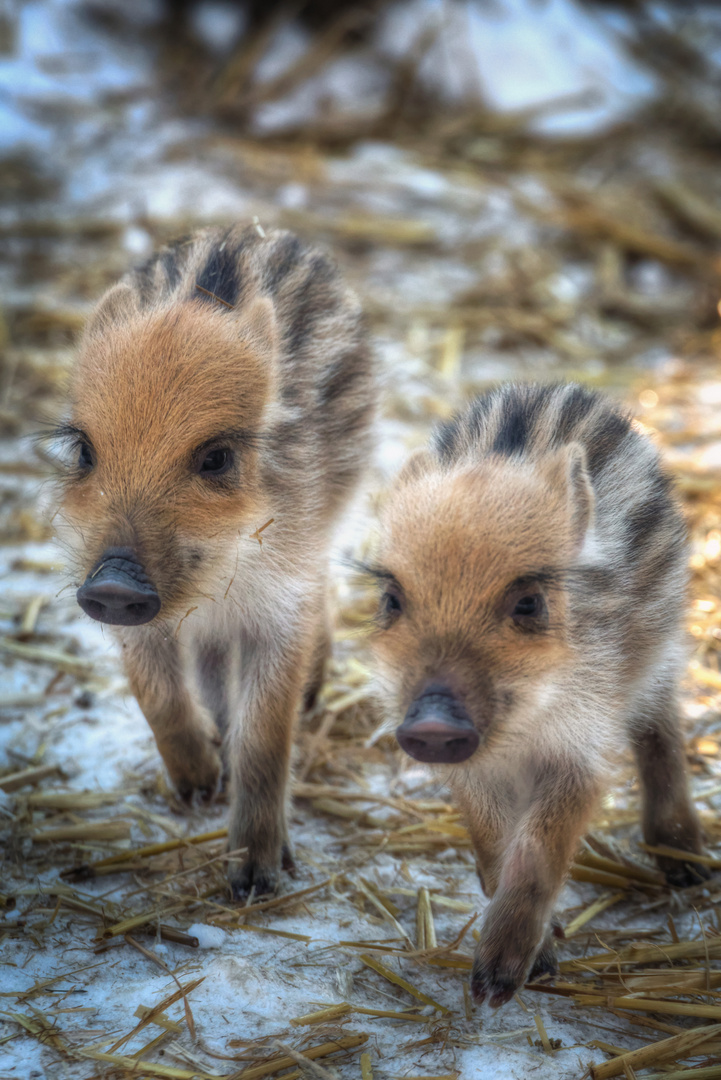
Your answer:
(175, 775), (220, 808)
(648, 816), (712, 888)
(651, 824), (712, 888)
(471, 916), (542, 1008)
(663, 858), (711, 889)
(163, 738), (222, 808)
(471, 946), (529, 1008)
(528, 943), (558, 982)
(471, 969), (518, 1009)
(281, 843), (297, 876)
(230, 860), (279, 901)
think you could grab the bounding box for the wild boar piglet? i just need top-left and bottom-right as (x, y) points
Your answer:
(370, 382), (705, 1006)
(54, 224), (376, 897)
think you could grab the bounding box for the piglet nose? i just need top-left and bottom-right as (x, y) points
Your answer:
(396, 719), (479, 764)
(77, 551), (160, 627)
(396, 686), (480, 764)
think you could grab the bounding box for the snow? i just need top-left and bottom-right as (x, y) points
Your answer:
(188, 924), (227, 949)
(464, 0), (658, 133)
(0, 0), (668, 168)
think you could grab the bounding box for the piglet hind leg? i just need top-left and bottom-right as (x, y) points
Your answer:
(630, 690), (708, 887)
(124, 634), (222, 802)
(226, 640), (307, 899)
(470, 763), (600, 1007)
(302, 611), (332, 713)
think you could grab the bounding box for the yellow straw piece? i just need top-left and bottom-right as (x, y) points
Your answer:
(360, 954), (450, 1014)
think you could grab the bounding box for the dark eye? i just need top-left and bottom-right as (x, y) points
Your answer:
(379, 590), (402, 627)
(510, 592), (548, 631)
(385, 592), (401, 614)
(78, 441), (94, 469)
(199, 448), (233, 477)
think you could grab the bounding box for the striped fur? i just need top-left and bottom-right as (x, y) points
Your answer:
(90, 224), (375, 517)
(372, 382), (704, 1007)
(57, 225), (377, 897)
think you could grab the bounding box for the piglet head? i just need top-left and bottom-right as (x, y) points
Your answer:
(55, 292), (278, 627)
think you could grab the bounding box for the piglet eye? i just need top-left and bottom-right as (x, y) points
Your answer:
(510, 592), (548, 631)
(78, 441), (94, 469)
(200, 448), (233, 477)
(379, 590), (402, 628)
(385, 592), (401, 615)
(513, 596), (539, 617)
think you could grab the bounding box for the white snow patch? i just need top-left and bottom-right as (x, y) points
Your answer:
(190, 1), (245, 55)
(188, 923), (227, 949)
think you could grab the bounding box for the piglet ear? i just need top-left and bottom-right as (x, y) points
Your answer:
(237, 296), (278, 367)
(545, 442), (595, 553)
(399, 448), (433, 484)
(82, 284), (139, 339)
(567, 443), (594, 551)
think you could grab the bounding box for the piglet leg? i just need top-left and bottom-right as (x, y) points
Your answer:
(122, 632), (222, 801)
(630, 687), (706, 886)
(471, 760), (600, 1007)
(226, 631), (309, 899)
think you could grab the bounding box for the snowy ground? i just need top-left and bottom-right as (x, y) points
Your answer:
(4, 3), (721, 1078)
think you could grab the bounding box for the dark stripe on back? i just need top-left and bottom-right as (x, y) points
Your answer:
(624, 473), (674, 556)
(159, 244), (184, 291)
(490, 384), (556, 457)
(196, 233), (242, 308)
(433, 383), (637, 470)
(263, 234), (304, 294)
(286, 254), (337, 354)
(585, 409), (632, 477)
(433, 415), (463, 461)
(318, 342), (368, 405)
(131, 254), (160, 307)
(434, 393), (495, 462)
(551, 384), (599, 445)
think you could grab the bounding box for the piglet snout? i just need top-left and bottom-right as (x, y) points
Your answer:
(397, 685), (479, 764)
(77, 549), (160, 626)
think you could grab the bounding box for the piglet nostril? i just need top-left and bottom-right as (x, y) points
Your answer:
(76, 556), (160, 627)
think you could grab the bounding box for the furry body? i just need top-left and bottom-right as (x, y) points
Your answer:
(57, 224), (376, 896)
(371, 382), (704, 1005)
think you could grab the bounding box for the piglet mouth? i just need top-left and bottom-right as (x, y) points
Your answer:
(396, 685), (480, 764)
(76, 549), (161, 627)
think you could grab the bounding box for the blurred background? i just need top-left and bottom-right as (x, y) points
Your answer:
(4, 3), (721, 1079)
(3, 0), (721, 446)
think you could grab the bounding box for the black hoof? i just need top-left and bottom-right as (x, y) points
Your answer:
(664, 859), (711, 888)
(529, 946), (558, 982)
(471, 971), (517, 1008)
(176, 781), (217, 807)
(230, 861), (278, 901)
(176, 783), (194, 805)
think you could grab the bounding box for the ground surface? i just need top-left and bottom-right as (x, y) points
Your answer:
(4, 4), (721, 1079)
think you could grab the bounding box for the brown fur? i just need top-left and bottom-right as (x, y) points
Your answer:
(55, 224), (377, 897)
(370, 382), (705, 1006)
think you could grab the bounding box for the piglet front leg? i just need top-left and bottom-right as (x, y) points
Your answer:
(226, 632), (309, 898)
(122, 632), (222, 802)
(471, 760), (600, 1007)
